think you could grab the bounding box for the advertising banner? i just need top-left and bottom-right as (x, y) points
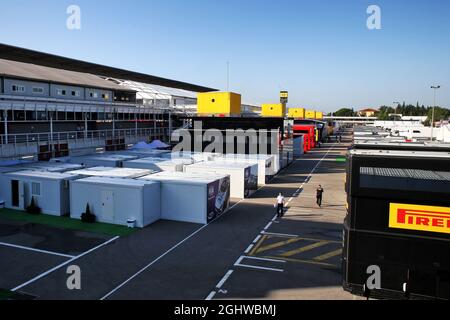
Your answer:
(244, 165), (258, 197)
(206, 176), (231, 223)
(389, 203), (450, 235)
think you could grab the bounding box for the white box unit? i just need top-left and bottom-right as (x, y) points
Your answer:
(67, 167), (153, 178)
(185, 161), (258, 199)
(294, 136), (305, 157)
(70, 177), (160, 228)
(21, 162), (85, 173)
(69, 154), (139, 168)
(139, 171), (231, 224)
(0, 170), (82, 216)
(161, 151), (218, 162)
(125, 149), (172, 158)
(123, 157), (193, 172)
(215, 154), (276, 185)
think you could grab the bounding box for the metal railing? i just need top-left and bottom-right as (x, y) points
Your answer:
(0, 127), (170, 146)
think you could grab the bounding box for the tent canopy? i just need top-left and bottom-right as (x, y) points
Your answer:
(132, 140), (170, 150)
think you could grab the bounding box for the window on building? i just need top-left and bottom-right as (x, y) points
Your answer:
(12, 85), (26, 93)
(72, 90), (80, 97)
(31, 182), (41, 196)
(32, 87), (44, 94)
(90, 92), (99, 98)
(57, 89), (67, 96)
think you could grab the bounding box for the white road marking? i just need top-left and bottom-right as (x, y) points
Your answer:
(234, 263), (284, 273)
(244, 244), (254, 254)
(0, 242), (75, 259)
(243, 256), (286, 263)
(252, 235), (262, 244)
(262, 231), (300, 238)
(12, 236), (119, 292)
(216, 270), (234, 289)
(263, 222), (272, 231)
(206, 291), (216, 301)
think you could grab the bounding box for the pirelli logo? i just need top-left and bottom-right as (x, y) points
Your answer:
(389, 203), (450, 235)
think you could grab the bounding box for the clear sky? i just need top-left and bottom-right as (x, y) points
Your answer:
(0, 0), (449, 112)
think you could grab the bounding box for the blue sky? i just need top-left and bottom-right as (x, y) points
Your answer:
(0, 0), (449, 112)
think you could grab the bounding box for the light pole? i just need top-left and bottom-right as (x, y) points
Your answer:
(430, 85), (441, 141)
(393, 101), (400, 125)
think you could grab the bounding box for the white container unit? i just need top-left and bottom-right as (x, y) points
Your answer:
(66, 167), (153, 179)
(185, 161), (258, 199)
(69, 154), (139, 168)
(216, 154), (276, 185)
(123, 157), (193, 172)
(293, 136), (305, 157)
(125, 149), (172, 158)
(139, 171), (231, 224)
(70, 177), (161, 228)
(161, 151), (218, 162)
(0, 170), (82, 216)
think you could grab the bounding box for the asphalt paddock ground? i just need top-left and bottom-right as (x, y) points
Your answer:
(3, 138), (355, 300)
(0, 218), (112, 294)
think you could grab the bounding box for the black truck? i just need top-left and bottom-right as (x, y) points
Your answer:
(343, 142), (450, 300)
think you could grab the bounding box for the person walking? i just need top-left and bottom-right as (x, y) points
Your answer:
(316, 185), (324, 207)
(275, 193), (285, 218)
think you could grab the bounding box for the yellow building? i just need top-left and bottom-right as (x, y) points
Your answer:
(288, 108), (305, 119)
(315, 112), (324, 120)
(305, 110), (316, 119)
(197, 92), (241, 116)
(262, 103), (286, 117)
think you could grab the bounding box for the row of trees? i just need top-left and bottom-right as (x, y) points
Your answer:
(329, 103), (450, 123)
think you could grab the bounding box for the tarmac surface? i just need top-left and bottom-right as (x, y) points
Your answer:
(1, 136), (355, 300)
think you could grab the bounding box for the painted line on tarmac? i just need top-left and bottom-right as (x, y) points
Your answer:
(0, 241), (75, 259)
(262, 231), (300, 238)
(206, 291), (216, 301)
(216, 270), (234, 289)
(234, 263), (284, 273)
(243, 256), (286, 263)
(244, 244), (254, 254)
(12, 236), (120, 292)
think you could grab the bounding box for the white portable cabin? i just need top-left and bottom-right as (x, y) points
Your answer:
(161, 151), (218, 162)
(20, 162), (84, 173)
(293, 136), (305, 157)
(123, 157), (194, 172)
(124, 149), (172, 158)
(69, 154), (139, 168)
(185, 161), (258, 199)
(66, 167), (153, 179)
(215, 154), (276, 185)
(139, 171), (231, 224)
(0, 170), (82, 216)
(70, 177), (160, 228)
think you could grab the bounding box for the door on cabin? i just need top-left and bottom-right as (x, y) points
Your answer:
(101, 190), (114, 223)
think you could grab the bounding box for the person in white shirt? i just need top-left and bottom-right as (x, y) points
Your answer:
(275, 193), (285, 218)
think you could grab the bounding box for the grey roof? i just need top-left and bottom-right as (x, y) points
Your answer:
(0, 58), (133, 92)
(0, 43), (216, 92)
